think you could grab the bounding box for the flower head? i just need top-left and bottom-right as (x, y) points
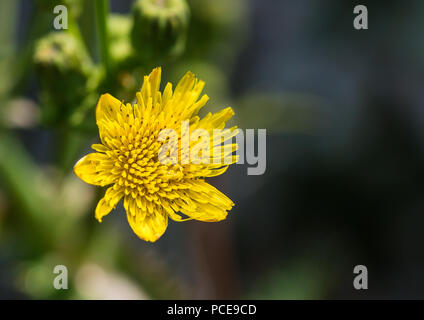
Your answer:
(74, 67), (237, 242)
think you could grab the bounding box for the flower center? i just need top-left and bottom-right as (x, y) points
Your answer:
(111, 128), (183, 200)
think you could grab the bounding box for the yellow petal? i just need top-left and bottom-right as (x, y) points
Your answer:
(174, 71), (195, 99)
(73, 153), (116, 186)
(180, 180), (234, 222)
(160, 198), (192, 222)
(125, 196), (168, 242)
(91, 143), (109, 152)
(139, 67), (162, 107)
(95, 93), (123, 144)
(95, 185), (124, 222)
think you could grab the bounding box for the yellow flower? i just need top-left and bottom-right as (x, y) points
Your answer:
(74, 67), (237, 242)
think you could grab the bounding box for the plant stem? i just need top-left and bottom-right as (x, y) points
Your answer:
(95, 0), (111, 77)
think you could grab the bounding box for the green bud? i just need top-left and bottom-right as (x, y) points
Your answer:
(34, 32), (92, 74)
(34, 32), (94, 125)
(131, 0), (190, 63)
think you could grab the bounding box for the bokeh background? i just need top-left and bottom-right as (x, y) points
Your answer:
(1, 0), (424, 299)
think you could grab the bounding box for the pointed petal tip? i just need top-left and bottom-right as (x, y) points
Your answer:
(226, 107), (235, 115)
(73, 156), (86, 179)
(98, 93), (117, 104)
(151, 66), (162, 73)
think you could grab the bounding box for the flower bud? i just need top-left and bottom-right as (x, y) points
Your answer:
(130, 0), (190, 63)
(34, 32), (93, 125)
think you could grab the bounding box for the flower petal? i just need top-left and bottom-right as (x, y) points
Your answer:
(73, 152), (116, 186)
(96, 93), (122, 123)
(95, 185), (124, 222)
(95, 93), (133, 144)
(124, 196), (168, 242)
(91, 143), (109, 152)
(139, 67), (162, 107)
(160, 198), (192, 222)
(179, 180), (234, 222)
(168, 71), (207, 119)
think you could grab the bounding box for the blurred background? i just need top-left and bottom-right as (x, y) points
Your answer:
(1, 0), (424, 299)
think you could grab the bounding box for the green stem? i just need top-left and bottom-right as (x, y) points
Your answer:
(95, 0), (111, 77)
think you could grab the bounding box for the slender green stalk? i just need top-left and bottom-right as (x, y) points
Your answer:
(95, 0), (111, 76)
